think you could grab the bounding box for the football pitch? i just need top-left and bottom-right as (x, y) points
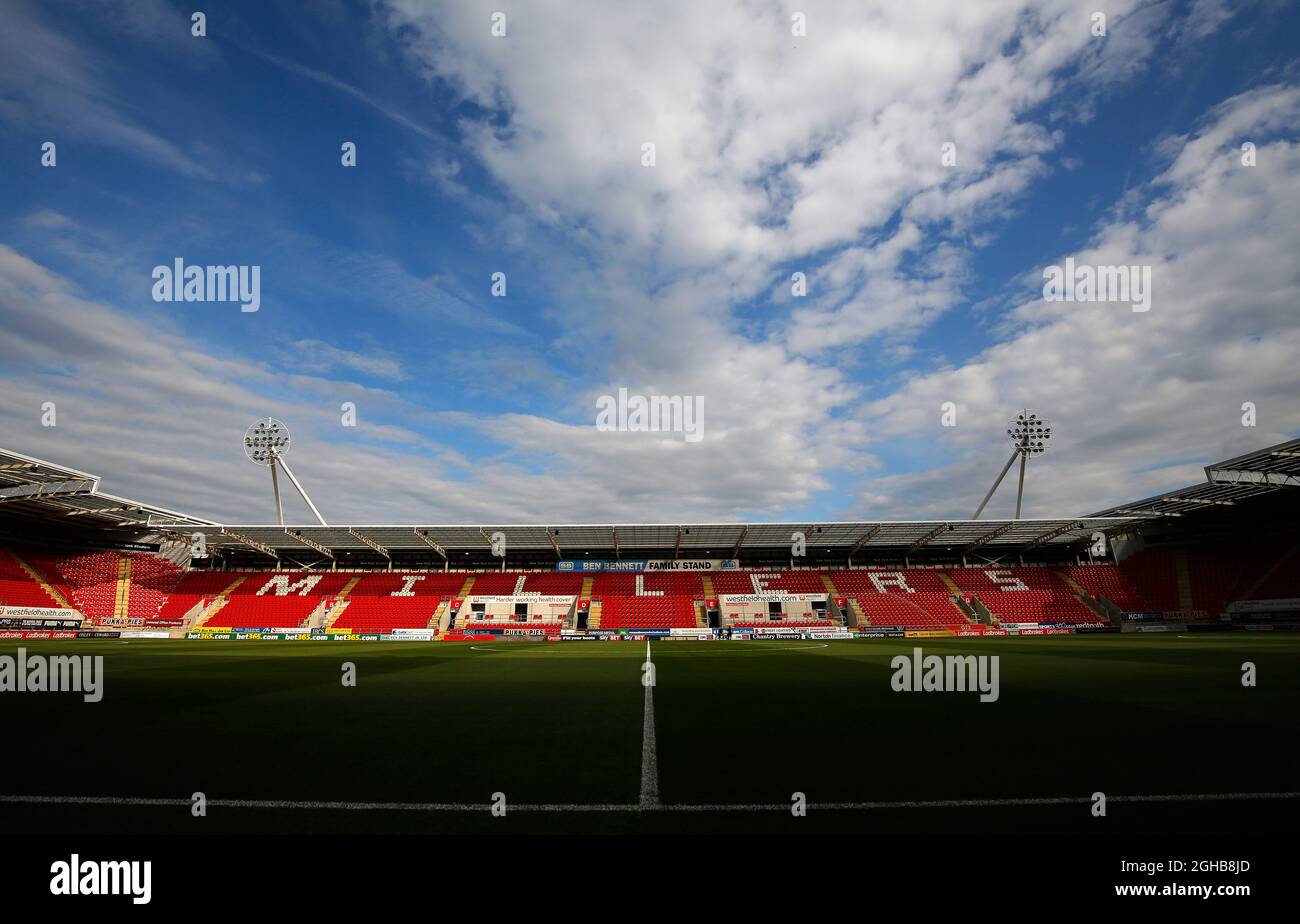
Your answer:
(2, 635), (1298, 835)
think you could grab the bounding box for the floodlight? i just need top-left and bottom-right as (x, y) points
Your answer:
(1008, 409), (1052, 457)
(244, 417), (291, 466)
(973, 409), (1056, 520)
(243, 417), (326, 527)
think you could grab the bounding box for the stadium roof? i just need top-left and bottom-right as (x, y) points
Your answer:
(152, 518), (1131, 559)
(1089, 437), (1300, 518)
(18, 438), (1300, 558)
(0, 447), (213, 531)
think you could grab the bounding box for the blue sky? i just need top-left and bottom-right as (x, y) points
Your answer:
(1, 0), (1298, 525)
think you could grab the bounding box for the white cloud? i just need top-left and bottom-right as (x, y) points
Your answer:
(373, 0), (1205, 519)
(383, 0), (1143, 274)
(854, 83), (1300, 517)
(0, 244), (846, 523)
(2, 0), (1288, 530)
(289, 339), (407, 381)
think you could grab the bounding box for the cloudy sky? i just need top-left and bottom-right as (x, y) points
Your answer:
(1, 0), (1297, 525)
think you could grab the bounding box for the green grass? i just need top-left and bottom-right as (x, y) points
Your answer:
(1, 635), (1297, 834)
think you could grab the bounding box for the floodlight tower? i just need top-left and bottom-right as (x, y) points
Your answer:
(971, 409), (1052, 520)
(243, 417), (327, 526)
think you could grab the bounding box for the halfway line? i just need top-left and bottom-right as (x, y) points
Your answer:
(639, 638), (660, 809)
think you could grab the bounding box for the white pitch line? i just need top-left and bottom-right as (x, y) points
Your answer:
(0, 794), (636, 812)
(1, 791), (1297, 813)
(639, 638), (660, 809)
(651, 791), (1300, 811)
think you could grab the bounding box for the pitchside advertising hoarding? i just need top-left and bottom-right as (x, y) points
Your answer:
(387, 629), (435, 641)
(185, 631), (384, 641)
(0, 605), (82, 621)
(0, 618), (82, 629)
(0, 606), (86, 636)
(556, 559), (740, 572)
(194, 626), (319, 634)
(1163, 609), (1210, 621)
(0, 630), (80, 639)
(1230, 598), (1300, 613)
(475, 627), (554, 640)
(748, 625), (853, 639)
(558, 629), (658, 641)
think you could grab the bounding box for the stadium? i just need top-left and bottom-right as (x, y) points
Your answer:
(2, 431), (1298, 840)
(5, 0), (1300, 907)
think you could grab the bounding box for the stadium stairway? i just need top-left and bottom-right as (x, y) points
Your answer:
(812, 572), (848, 626)
(937, 572), (979, 625)
(113, 557), (130, 621)
(436, 574), (477, 638)
(7, 551), (72, 608)
(575, 576), (595, 630)
(937, 571), (962, 595)
(948, 594), (983, 624)
(697, 574), (715, 629)
(322, 576), (362, 630)
(427, 597), (453, 632)
(1055, 570), (1117, 625)
(191, 577), (247, 628)
(588, 599), (602, 629)
(846, 598), (868, 626)
(966, 595), (996, 625)
(433, 602), (451, 635)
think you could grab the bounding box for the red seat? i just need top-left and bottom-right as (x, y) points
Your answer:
(946, 567), (1102, 625)
(598, 595), (697, 629)
(829, 569), (966, 629)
